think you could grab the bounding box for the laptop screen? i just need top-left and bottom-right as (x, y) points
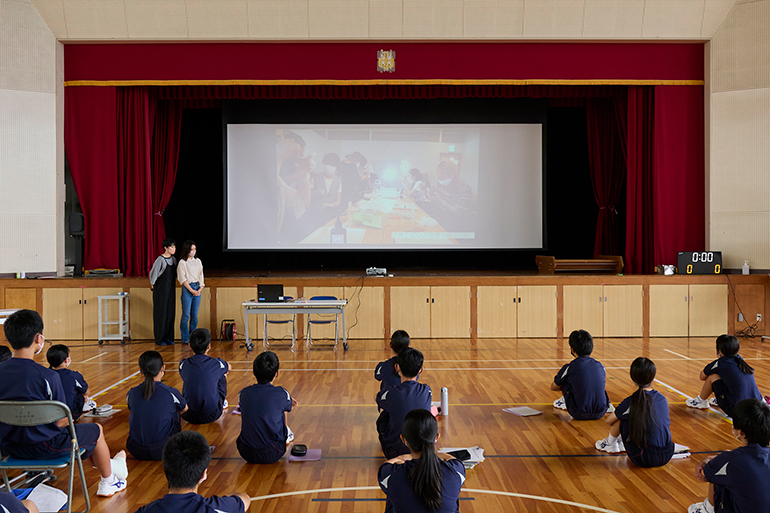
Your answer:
(257, 284), (284, 302)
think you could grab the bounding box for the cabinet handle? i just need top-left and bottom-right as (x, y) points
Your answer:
(83, 299), (87, 305)
(431, 298), (434, 303)
(604, 297), (608, 302)
(685, 296), (688, 302)
(78, 299), (82, 305)
(599, 296), (602, 302)
(518, 297), (521, 303)
(691, 296), (694, 302)
(426, 298), (429, 303)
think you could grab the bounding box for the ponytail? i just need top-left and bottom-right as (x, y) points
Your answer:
(138, 351), (164, 400)
(628, 357), (658, 449)
(403, 409), (443, 511)
(716, 334), (754, 374)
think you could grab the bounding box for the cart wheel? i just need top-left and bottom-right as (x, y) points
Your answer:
(98, 340), (104, 346)
(121, 340), (126, 345)
(343, 342), (349, 351)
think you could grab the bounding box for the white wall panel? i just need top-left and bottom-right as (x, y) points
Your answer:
(61, 0), (127, 39)
(0, 213), (57, 273)
(187, 0), (248, 39)
(125, 0), (187, 39)
(711, 0), (770, 92)
(29, 0), (67, 38)
(463, 0), (524, 38)
(246, 0), (308, 38)
(309, 0), (368, 38)
(403, 0), (463, 38)
(702, 0), (737, 37)
(641, 0), (705, 39)
(0, 0), (56, 93)
(583, 0), (644, 39)
(522, 0), (584, 38)
(369, 0), (402, 38)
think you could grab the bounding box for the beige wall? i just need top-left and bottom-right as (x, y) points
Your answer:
(709, 0), (770, 269)
(0, 0), (62, 275)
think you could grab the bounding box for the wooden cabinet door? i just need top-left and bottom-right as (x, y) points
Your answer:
(563, 285), (603, 337)
(129, 287), (154, 341)
(477, 286), (517, 338)
(303, 287), (345, 340)
(689, 284), (728, 337)
(603, 285), (643, 337)
(390, 287), (431, 338)
(649, 284), (689, 337)
(42, 288), (83, 340)
(1, 288), (37, 344)
(215, 287), (258, 341)
(517, 285), (557, 338)
(344, 286), (384, 339)
(82, 287), (124, 341)
(430, 287), (470, 338)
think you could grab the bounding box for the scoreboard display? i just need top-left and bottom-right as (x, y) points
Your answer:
(677, 251), (722, 275)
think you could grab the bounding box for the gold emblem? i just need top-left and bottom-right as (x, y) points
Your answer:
(377, 49), (395, 73)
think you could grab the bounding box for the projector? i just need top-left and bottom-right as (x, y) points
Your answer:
(366, 267), (387, 276)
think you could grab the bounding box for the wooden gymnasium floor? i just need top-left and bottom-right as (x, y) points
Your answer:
(18, 335), (770, 513)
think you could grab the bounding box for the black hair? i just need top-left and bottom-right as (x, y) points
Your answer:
(162, 431), (212, 490)
(402, 409), (443, 511)
(397, 348), (424, 379)
(716, 334), (754, 374)
(284, 131), (306, 149)
(390, 330), (411, 354)
(732, 398), (770, 447)
(162, 238), (175, 250)
(3, 309), (44, 350)
(189, 328), (211, 355)
(254, 351), (280, 384)
(322, 153), (340, 166)
(46, 344), (70, 368)
(0, 346), (11, 363)
(628, 357), (657, 448)
(568, 330), (593, 356)
(179, 240), (197, 262)
(138, 350), (164, 400)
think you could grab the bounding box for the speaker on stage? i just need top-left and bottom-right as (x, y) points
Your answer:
(69, 213), (85, 277)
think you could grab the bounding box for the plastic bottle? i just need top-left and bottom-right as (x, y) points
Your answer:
(440, 387), (449, 416)
(743, 261), (750, 275)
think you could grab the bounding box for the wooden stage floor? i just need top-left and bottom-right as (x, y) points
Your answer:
(15, 335), (770, 513)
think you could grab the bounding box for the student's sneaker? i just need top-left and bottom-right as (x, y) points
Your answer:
(553, 397), (567, 410)
(688, 499), (715, 513)
(606, 403), (616, 414)
(595, 437), (625, 453)
(686, 397), (710, 409)
(222, 399), (229, 409)
(97, 476), (127, 497)
(708, 397), (719, 407)
(82, 400), (97, 412)
(286, 425), (295, 444)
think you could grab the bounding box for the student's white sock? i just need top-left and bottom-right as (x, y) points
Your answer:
(101, 473), (119, 485)
(695, 395), (704, 402)
(701, 498), (714, 513)
(111, 452), (129, 479)
(607, 433), (620, 444)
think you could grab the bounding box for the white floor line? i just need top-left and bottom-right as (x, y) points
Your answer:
(653, 378), (732, 422)
(90, 370), (141, 399)
(79, 352), (110, 363)
(663, 349), (691, 360)
(249, 485), (620, 512)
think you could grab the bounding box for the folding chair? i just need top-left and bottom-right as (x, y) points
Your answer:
(263, 296), (296, 350)
(0, 400), (91, 513)
(305, 296), (339, 349)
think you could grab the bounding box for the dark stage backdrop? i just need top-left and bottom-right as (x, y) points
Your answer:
(164, 105), (596, 272)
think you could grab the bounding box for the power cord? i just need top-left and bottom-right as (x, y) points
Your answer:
(725, 275), (760, 338)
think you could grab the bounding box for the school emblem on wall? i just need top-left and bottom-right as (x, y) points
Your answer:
(377, 49), (396, 73)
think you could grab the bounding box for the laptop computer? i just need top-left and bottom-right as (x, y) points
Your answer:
(257, 284), (284, 302)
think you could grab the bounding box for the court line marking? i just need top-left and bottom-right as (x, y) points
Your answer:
(79, 352), (111, 363)
(654, 378), (732, 424)
(90, 370), (141, 400)
(663, 349), (691, 360)
(249, 485), (621, 512)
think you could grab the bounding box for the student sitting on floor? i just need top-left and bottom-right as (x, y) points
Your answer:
(595, 357), (674, 468)
(0, 345), (11, 363)
(379, 409), (465, 513)
(236, 351), (297, 464)
(0, 310), (129, 497)
(686, 334), (762, 417)
(46, 344), (94, 420)
(0, 492), (40, 513)
(179, 328), (231, 424)
(375, 330), (414, 395)
(688, 398), (770, 513)
(126, 351), (188, 461)
(551, 329), (612, 420)
(377, 348), (432, 459)
(134, 431), (249, 513)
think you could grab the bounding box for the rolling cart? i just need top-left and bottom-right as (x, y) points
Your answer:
(97, 292), (130, 345)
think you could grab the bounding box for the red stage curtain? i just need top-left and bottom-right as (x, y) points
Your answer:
(150, 100), (183, 259)
(586, 97), (625, 257)
(653, 85), (705, 266)
(624, 86), (656, 274)
(117, 87), (156, 276)
(64, 86), (120, 270)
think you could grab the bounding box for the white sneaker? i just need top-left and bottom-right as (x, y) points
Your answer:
(606, 403), (616, 414)
(286, 425), (295, 444)
(708, 397), (719, 407)
(688, 499), (714, 513)
(97, 476), (127, 497)
(595, 437), (625, 453)
(223, 399), (229, 409)
(553, 397), (567, 410)
(111, 451), (128, 480)
(686, 397), (710, 410)
(83, 400), (97, 412)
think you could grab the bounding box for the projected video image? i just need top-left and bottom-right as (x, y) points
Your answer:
(226, 123), (542, 250)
